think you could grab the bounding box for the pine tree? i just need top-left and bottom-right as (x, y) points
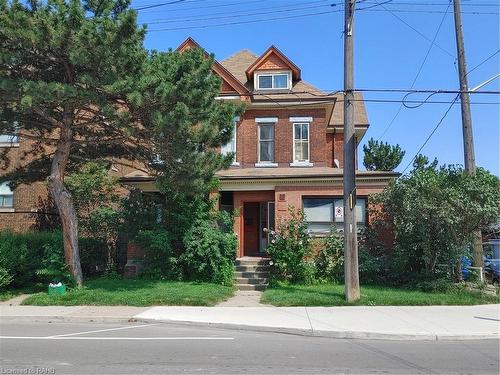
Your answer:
(0, 1), (240, 285)
(362, 138), (405, 171)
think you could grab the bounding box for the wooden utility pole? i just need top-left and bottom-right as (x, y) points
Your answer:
(343, 0), (360, 301)
(453, 0), (483, 269)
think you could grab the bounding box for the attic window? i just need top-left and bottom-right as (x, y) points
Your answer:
(255, 72), (291, 90)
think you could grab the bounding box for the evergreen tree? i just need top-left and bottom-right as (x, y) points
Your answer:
(362, 138), (405, 171)
(128, 47), (243, 243)
(0, 1), (240, 285)
(0, 0), (147, 285)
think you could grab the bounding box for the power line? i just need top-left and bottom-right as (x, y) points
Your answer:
(376, 2), (452, 140)
(135, 0), (190, 11)
(147, 9), (342, 31)
(466, 49), (500, 77)
(144, 2), (335, 25)
(361, 8), (499, 15)
(400, 95), (460, 174)
(136, 0), (268, 14)
(372, 0), (456, 58)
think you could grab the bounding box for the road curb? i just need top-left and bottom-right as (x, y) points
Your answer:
(133, 317), (500, 341)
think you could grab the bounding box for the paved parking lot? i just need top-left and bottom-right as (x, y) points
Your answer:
(1, 321), (499, 374)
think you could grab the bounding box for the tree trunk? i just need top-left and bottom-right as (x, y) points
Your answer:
(47, 110), (83, 287)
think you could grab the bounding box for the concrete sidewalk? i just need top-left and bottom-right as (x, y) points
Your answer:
(134, 304), (500, 340)
(2, 304), (499, 340)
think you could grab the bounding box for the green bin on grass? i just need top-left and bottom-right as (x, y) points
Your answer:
(48, 283), (66, 296)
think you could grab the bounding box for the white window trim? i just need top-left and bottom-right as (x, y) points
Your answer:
(289, 116), (313, 122)
(255, 117), (278, 123)
(256, 121), (276, 166)
(254, 71), (292, 90)
(292, 122), (312, 166)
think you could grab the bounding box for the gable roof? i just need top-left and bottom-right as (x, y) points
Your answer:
(244, 45), (301, 81)
(176, 37), (249, 96)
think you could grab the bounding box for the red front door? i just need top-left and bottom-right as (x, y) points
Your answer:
(243, 202), (260, 256)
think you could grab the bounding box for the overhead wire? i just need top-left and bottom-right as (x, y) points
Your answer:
(376, 1), (452, 140)
(400, 94), (460, 174)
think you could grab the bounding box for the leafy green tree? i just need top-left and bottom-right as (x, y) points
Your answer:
(66, 161), (121, 268)
(363, 138), (405, 171)
(0, 0), (147, 286)
(372, 161), (499, 281)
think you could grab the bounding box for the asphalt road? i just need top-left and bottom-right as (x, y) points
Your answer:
(0, 321), (498, 374)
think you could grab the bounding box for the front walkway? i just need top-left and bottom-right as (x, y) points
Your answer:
(216, 290), (269, 307)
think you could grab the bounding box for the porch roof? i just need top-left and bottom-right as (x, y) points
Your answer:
(215, 167), (399, 180)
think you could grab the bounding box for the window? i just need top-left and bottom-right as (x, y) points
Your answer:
(256, 72), (291, 90)
(0, 182), (14, 208)
(293, 123), (309, 162)
(221, 118), (239, 165)
(303, 197), (367, 234)
(0, 122), (19, 146)
(258, 123), (275, 163)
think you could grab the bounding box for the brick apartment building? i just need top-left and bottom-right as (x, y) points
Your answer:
(120, 38), (398, 258)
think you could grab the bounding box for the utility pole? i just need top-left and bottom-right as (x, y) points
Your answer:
(453, 0), (483, 269)
(343, 0), (360, 302)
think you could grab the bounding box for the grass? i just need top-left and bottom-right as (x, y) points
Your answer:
(261, 283), (499, 306)
(22, 277), (235, 306)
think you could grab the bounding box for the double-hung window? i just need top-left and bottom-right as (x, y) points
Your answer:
(0, 121), (19, 147)
(0, 182), (14, 208)
(293, 123), (309, 163)
(303, 197), (367, 235)
(258, 123), (275, 163)
(255, 72), (291, 90)
(221, 117), (239, 165)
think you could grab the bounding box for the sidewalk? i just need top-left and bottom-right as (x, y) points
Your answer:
(2, 304), (499, 341)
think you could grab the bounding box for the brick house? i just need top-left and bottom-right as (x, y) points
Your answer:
(0, 37), (396, 261)
(121, 38), (398, 259)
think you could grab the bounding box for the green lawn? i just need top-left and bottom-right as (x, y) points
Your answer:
(22, 277), (235, 306)
(261, 283), (499, 306)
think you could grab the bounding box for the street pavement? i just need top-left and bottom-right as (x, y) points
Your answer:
(0, 321), (498, 374)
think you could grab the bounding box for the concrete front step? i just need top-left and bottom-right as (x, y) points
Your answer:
(235, 258), (270, 266)
(235, 271), (270, 279)
(235, 265), (270, 273)
(235, 277), (269, 285)
(236, 284), (268, 291)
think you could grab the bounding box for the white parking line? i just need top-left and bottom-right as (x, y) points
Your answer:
(47, 323), (161, 338)
(0, 336), (234, 340)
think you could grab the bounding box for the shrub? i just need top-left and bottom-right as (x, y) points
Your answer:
(135, 229), (181, 280)
(314, 227), (344, 282)
(266, 208), (313, 283)
(0, 231), (106, 287)
(0, 267), (13, 290)
(36, 240), (73, 285)
(371, 162), (500, 284)
(180, 211), (237, 286)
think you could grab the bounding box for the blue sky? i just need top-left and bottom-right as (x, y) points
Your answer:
(132, 0), (500, 175)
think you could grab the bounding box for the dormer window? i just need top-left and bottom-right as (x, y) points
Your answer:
(255, 72), (291, 90)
